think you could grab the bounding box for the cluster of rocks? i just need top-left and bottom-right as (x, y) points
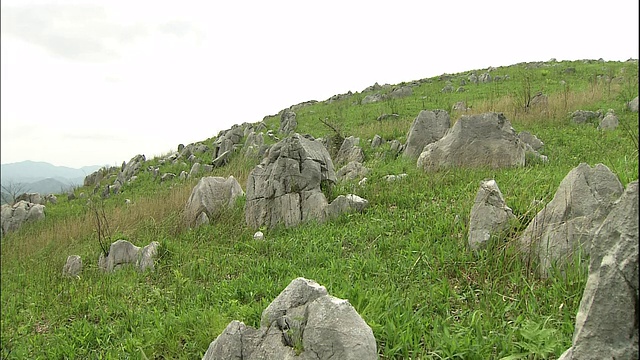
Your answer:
(467, 169), (638, 358)
(1, 200), (46, 235)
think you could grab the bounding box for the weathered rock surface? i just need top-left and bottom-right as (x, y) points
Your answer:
(245, 134), (336, 229)
(245, 134), (367, 229)
(518, 163), (624, 276)
(62, 255), (83, 278)
(417, 112), (526, 171)
(202, 277), (377, 360)
(558, 180), (638, 360)
(468, 180), (515, 250)
(98, 239), (160, 272)
(1, 200), (46, 234)
(184, 176), (244, 228)
(404, 109), (451, 159)
(214, 126), (244, 160)
(279, 109), (298, 134)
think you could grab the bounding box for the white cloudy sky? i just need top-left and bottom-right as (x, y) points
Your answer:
(1, 0), (638, 168)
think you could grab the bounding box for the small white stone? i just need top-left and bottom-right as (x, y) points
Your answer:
(254, 231), (264, 240)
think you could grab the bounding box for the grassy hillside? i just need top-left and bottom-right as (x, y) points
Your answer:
(1, 59), (638, 359)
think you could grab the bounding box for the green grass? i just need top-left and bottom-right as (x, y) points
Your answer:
(1, 59), (638, 359)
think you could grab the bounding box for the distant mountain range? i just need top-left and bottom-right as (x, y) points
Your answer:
(1, 161), (104, 203)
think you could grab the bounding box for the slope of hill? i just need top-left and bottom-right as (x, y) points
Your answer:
(1, 59), (638, 359)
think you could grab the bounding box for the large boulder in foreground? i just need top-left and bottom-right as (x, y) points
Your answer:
(417, 112), (526, 171)
(245, 133), (336, 229)
(1, 200), (46, 234)
(202, 277), (377, 360)
(403, 109), (451, 159)
(518, 163), (624, 277)
(558, 180), (638, 360)
(184, 176), (244, 228)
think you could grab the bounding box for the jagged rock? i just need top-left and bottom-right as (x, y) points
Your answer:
(245, 134), (341, 229)
(279, 109), (298, 134)
(184, 176), (244, 228)
(214, 126), (244, 159)
(1, 200), (45, 234)
(62, 255), (83, 278)
(559, 181), (638, 360)
(571, 110), (603, 124)
(245, 131), (265, 156)
(118, 154), (146, 186)
(179, 171), (188, 181)
(202, 277), (377, 360)
(468, 180), (515, 250)
(627, 96), (639, 112)
(404, 109), (451, 159)
(441, 84), (454, 93)
(98, 239), (160, 272)
(84, 168), (105, 187)
(417, 112), (526, 171)
(335, 136), (364, 166)
(371, 134), (383, 148)
(468, 73), (478, 84)
(337, 161), (369, 181)
(597, 109), (619, 131)
(518, 163), (624, 277)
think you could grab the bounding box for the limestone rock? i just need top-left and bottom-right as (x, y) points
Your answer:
(245, 134), (336, 229)
(279, 109), (298, 134)
(404, 109), (451, 159)
(518, 163), (624, 277)
(417, 112), (525, 171)
(468, 180), (515, 250)
(1, 200), (46, 234)
(62, 255), (83, 278)
(184, 176), (244, 228)
(559, 181), (638, 359)
(202, 277), (377, 360)
(598, 109), (619, 131)
(98, 239), (160, 272)
(335, 136), (364, 166)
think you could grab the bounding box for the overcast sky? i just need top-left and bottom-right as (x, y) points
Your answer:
(1, 0), (638, 168)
